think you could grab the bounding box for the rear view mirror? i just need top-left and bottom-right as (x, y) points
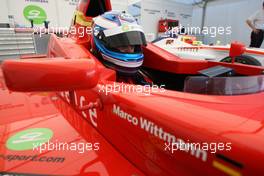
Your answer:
(2, 58), (99, 92)
(229, 42), (245, 58)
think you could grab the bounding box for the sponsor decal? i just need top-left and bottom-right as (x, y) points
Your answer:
(6, 128), (53, 151)
(0, 154), (65, 163)
(122, 24), (130, 32)
(60, 91), (98, 128)
(23, 5), (47, 24)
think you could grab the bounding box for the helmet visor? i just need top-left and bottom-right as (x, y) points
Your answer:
(103, 31), (147, 49)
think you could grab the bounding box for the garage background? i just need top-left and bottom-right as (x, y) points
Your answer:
(0, 0), (263, 47)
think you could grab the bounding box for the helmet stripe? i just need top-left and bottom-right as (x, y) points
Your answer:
(103, 24), (144, 37)
(102, 54), (143, 68)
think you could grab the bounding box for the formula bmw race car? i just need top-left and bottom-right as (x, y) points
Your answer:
(1, 0), (264, 176)
(153, 35), (264, 66)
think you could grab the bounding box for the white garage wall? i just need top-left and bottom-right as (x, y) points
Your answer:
(111, 0), (128, 11)
(192, 6), (203, 29)
(141, 0), (193, 38)
(56, 0), (77, 27)
(192, 0), (264, 47)
(0, 0), (9, 24)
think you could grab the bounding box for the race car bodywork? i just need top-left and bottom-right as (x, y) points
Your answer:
(0, 69), (144, 176)
(1, 0), (264, 176)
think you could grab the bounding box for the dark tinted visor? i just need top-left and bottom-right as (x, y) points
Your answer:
(103, 31), (147, 48)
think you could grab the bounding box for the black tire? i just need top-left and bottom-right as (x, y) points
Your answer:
(220, 54), (262, 66)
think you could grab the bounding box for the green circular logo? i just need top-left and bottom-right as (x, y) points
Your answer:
(23, 5), (47, 24)
(6, 128), (53, 151)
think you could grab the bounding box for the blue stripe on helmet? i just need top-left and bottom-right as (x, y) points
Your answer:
(93, 36), (144, 62)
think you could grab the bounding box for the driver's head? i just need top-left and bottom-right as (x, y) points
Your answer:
(92, 11), (147, 75)
(117, 45), (135, 53)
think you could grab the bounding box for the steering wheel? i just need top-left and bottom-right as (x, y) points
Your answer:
(220, 54), (262, 66)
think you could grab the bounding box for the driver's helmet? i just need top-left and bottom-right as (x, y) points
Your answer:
(92, 11), (147, 75)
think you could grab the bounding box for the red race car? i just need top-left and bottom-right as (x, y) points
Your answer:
(1, 0), (264, 176)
